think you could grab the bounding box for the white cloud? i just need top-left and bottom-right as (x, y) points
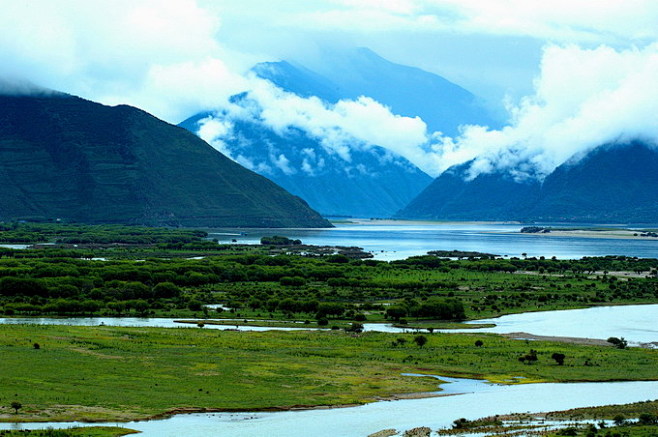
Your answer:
(270, 153), (296, 175)
(430, 44), (658, 179)
(197, 79), (446, 173)
(0, 0), (249, 121)
(4, 0), (658, 182)
(286, 0), (658, 44)
(197, 116), (235, 156)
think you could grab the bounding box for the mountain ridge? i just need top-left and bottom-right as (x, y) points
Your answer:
(397, 141), (658, 223)
(252, 47), (498, 135)
(0, 92), (331, 227)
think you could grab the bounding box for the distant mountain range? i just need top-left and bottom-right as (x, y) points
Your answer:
(180, 109), (432, 218)
(253, 48), (498, 135)
(181, 47), (501, 217)
(397, 141), (658, 223)
(0, 93), (330, 227)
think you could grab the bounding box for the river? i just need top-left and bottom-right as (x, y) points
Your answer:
(2, 303), (657, 342)
(2, 377), (657, 436)
(208, 222), (658, 260)
(1, 306), (657, 435)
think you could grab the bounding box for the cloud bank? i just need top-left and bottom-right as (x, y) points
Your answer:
(3, 1), (658, 180)
(198, 43), (658, 179)
(430, 43), (658, 179)
(197, 78), (436, 173)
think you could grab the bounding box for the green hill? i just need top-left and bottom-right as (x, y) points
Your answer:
(0, 93), (330, 228)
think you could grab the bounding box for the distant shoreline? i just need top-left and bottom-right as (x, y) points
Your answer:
(519, 229), (658, 241)
(336, 219), (521, 226)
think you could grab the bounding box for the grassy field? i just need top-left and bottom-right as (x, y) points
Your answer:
(1, 325), (657, 422)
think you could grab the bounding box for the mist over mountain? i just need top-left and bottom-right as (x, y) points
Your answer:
(397, 141), (658, 223)
(180, 105), (432, 218)
(0, 92), (330, 227)
(179, 47), (505, 217)
(252, 47), (499, 136)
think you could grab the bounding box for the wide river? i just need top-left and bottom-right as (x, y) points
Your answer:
(209, 222), (658, 260)
(1, 304), (657, 435)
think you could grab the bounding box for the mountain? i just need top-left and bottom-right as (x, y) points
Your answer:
(0, 93), (331, 228)
(396, 162), (540, 221)
(531, 142), (658, 222)
(397, 141), (658, 223)
(180, 110), (432, 218)
(252, 47), (498, 136)
(180, 47), (501, 218)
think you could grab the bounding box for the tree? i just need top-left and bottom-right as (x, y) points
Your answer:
(10, 401), (21, 414)
(613, 414), (625, 426)
(551, 352), (566, 365)
(519, 349), (538, 364)
(638, 413), (658, 425)
(607, 337), (628, 349)
(153, 282), (181, 298)
(345, 322), (364, 334)
(474, 340), (484, 347)
(386, 306), (407, 321)
(413, 335), (428, 348)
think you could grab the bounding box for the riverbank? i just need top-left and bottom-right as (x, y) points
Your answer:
(1, 324), (656, 423)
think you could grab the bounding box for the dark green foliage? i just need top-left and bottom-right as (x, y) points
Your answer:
(0, 276), (49, 297)
(552, 352), (566, 365)
(10, 401), (21, 413)
(556, 427), (579, 436)
(0, 231), (657, 323)
(413, 335), (428, 348)
(638, 413), (658, 425)
(607, 337), (628, 349)
(344, 322), (364, 334)
(412, 298), (465, 320)
(519, 349), (538, 364)
(260, 236), (302, 245)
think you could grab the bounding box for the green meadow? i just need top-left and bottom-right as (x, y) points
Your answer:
(1, 324), (656, 422)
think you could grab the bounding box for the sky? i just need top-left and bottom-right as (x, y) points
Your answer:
(1, 0), (658, 178)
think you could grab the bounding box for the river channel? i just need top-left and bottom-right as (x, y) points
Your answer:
(1, 305), (656, 434)
(2, 377), (657, 436)
(3, 303), (656, 343)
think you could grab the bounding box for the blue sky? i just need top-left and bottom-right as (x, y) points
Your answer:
(1, 0), (657, 177)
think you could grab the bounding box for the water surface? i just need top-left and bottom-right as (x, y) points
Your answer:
(3, 378), (657, 437)
(209, 222), (658, 260)
(2, 304), (657, 341)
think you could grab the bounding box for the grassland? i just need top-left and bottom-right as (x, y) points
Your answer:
(1, 324), (657, 422)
